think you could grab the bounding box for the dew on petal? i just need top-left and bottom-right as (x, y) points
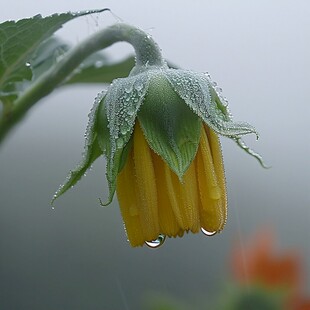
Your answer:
(145, 234), (166, 248)
(201, 228), (217, 236)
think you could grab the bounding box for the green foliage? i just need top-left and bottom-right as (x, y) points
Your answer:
(0, 9), (107, 100)
(0, 11), (137, 146)
(215, 284), (287, 310)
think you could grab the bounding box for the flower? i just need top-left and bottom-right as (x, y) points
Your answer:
(231, 229), (310, 309)
(116, 120), (227, 246)
(52, 24), (264, 247)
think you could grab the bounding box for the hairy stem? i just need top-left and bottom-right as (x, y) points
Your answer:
(0, 23), (165, 145)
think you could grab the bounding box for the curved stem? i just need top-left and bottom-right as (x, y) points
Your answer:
(0, 23), (165, 145)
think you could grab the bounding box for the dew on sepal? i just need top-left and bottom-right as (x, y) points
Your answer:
(165, 69), (211, 120)
(145, 234), (166, 248)
(165, 69), (260, 140)
(116, 137), (124, 148)
(84, 90), (106, 149)
(105, 72), (150, 166)
(101, 71), (152, 202)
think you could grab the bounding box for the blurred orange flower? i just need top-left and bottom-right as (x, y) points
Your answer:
(231, 230), (310, 310)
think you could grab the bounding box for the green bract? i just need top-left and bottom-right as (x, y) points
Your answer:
(52, 60), (265, 205)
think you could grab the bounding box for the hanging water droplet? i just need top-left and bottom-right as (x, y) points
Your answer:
(201, 228), (217, 236)
(145, 234), (166, 248)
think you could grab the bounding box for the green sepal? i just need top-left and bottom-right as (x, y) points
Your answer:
(51, 92), (105, 205)
(118, 137), (133, 173)
(165, 69), (267, 167)
(138, 73), (202, 179)
(96, 94), (110, 156)
(98, 73), (149, 205)
(165, 69), (259, 138)
(96, 99), (133, 205)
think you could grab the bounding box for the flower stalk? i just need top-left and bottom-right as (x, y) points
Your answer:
(0, 23), (164, 145)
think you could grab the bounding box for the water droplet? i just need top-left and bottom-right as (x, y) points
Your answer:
(125, 86), (132, 93)
(120, 124), (129, 135)
(95, 60), (103, 68)
(25, 62), (31, 67)
(127, 106), (135, 116)
(145, 234), (166, 248)
(116, 137), (124, 148)
(135, 83), (143, 91)
(201, 228), (217, 236)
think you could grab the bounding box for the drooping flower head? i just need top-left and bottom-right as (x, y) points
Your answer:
(52, 23), (265, 247)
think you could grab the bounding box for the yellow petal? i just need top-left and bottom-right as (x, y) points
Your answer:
(151, 151), (180, 237)
(133, 123), (160, 241)
(116, 148), (145, 247)
(206, 125), (227, 226)
(165, 158), (200, 232)
(196, 126), (227, 232)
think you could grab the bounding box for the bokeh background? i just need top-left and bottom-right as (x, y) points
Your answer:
(1, 1), (309, 309)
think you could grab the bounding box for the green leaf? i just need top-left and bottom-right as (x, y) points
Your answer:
(0, 9), (108, 96)
(138, 72), (202, 179)
(65, 56), (135, 85)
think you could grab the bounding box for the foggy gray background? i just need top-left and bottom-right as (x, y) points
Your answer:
(1, 1), (309, 309)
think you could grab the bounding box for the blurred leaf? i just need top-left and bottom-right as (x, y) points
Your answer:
(0, 9), (107, 98)
(65, 56), (135, 85)
(65, 58), (178, 85)
(215, 284), (287, 310)
(4, 36), (71, 100)
(144, 293), (189, 310)
(31, 36), (70, 81)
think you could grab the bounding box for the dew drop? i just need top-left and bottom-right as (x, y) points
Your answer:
(116, 137), (124, 148)
(95, 60), (103, 68)
(120, 124), (129, 135)
(145, 234), (166, 248)
(25, 62), (31, 67)
(135, 83), (143, 91)
(124, 86), (132, 93)
(201, 228), (217, 236)
(127, 106), (135, 116)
